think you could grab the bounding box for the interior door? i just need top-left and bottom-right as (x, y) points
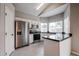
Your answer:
(5, 4), (15, 56)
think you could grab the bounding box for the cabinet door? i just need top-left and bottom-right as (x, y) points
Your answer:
(29, 34), (33, 43)
(5, 4), (15, 55)
(44, 40), (59, 56)
(60, 38), (71, 56)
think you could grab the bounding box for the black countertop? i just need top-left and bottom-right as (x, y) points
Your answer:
(29, 30), (72, 42)
(42, 33), (72, 42)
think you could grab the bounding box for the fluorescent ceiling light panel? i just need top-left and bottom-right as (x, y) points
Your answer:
(36, 3), (44, 10)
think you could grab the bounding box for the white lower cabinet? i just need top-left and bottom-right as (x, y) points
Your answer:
(44, 39), (59, 56)
(29, 34), (33, 44)
(44, 38), (71, 56)
(60, 38), (71, 56)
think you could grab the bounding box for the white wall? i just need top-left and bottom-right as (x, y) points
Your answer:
(48, 13), (64, 23)
(40, 17), (48, 23)
(0, 3), (5, 56)
(70, 4), (79, 54)
(64, 4), (70, 33)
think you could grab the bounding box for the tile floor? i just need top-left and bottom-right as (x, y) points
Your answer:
(11, 41), (77, 56)
(11, 42), (44, 56)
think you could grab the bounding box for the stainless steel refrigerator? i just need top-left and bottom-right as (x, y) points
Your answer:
(15, 21), (29, 48)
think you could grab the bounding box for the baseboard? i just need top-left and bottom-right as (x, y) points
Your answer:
(71, 51), (79, 56)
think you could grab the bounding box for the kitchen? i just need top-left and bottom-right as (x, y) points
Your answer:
(13, 3), (72, 56)
(0, 3), (74, 56)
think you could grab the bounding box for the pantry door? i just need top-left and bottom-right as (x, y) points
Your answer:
(5, 4), (15, 55)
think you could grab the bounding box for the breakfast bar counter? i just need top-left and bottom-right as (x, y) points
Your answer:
(42, 33), (72, 56)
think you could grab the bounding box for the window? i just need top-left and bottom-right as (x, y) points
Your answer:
(49, 22), (56, 32)
(49, 21), (63, 32)
(41, 23), (47, 32)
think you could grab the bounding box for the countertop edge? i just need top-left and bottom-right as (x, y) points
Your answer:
(42, 36), (71, 42)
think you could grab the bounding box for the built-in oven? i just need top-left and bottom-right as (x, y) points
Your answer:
(33, 33), (40, 41)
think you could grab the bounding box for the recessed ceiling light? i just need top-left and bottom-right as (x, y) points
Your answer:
(36, 3), (44, 10)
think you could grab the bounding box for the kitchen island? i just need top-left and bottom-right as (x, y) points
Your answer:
(42, 33), (72, 56)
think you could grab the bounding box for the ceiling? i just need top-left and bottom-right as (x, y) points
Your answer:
(14, 3), (49, 16)
(14, 3), (67, 17)
(39, 4), (68, 17)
